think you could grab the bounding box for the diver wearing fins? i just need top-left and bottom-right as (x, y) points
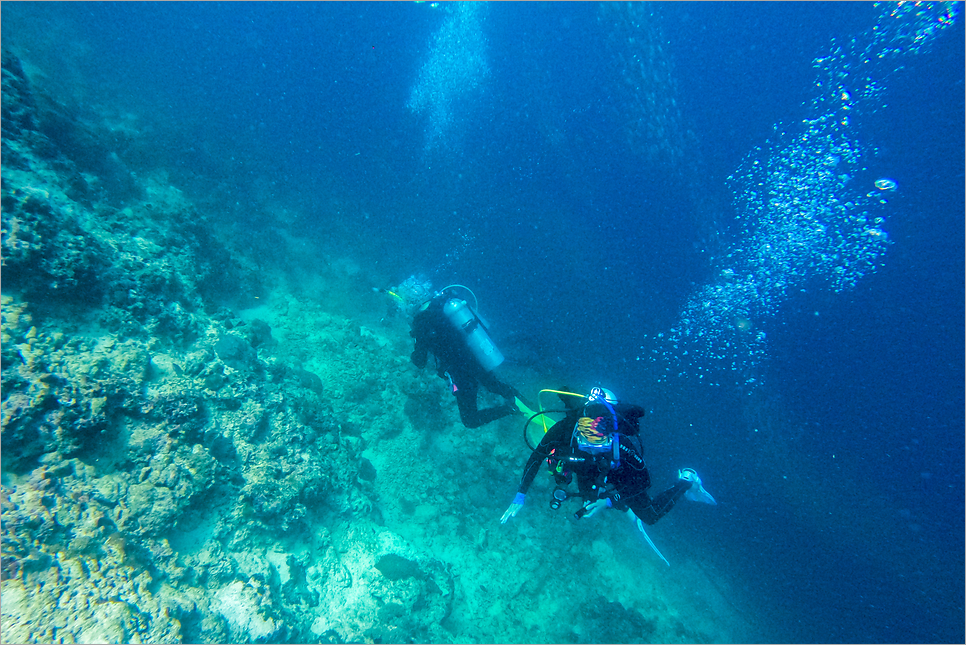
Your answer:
(500, 387), (716, 566)
(394, 278), (525, 429)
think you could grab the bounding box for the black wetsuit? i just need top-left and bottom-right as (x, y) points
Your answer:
(410, 295), (519, 428)
(515, 404), (692, 525)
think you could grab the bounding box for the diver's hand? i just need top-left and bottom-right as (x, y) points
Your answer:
(500, 493), (525, 524)
(581, 498), (612, 519)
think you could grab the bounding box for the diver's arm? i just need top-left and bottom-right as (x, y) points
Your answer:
(502, 420), (569, 524)
(516, 420), (568, 495)
(410, 344), (428, 369)
(410, 314), (430, 368)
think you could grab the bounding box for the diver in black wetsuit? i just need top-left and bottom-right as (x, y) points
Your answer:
(409, 286), (523, 429)
(501, 388), (716, 557)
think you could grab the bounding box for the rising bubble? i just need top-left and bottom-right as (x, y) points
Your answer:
(874, 178), (897, 191)
(407, 3), (490, 153)
(640, 2), (957, 390)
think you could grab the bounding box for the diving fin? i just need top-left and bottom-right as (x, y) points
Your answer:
(679, 468), (717, 505)
(514, 397), (537, 418)
(685, 484), (717, 505)
(636, 517), (671, 567)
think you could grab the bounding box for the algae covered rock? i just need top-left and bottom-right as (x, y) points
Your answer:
(214, 332), (257, 371)
(1, 48), (38, 140)
(0, 317), (152, 472)
(375, 553), (424, 581)
(306, 527), (453, 644)
(212, 579), (283, 642)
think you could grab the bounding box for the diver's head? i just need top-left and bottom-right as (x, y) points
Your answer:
(576, 415), (612, 447)
(573, 387), (618, 450)
(588, 386), (618, 405)
(580, 387), (646, 438)
(388, 275), (434, 318)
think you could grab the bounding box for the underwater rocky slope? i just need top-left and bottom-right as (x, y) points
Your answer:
(1, 50), (745, 644)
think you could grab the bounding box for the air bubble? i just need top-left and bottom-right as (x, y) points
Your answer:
(636, 2), (955, 391)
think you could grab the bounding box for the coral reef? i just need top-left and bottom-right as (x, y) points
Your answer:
(1, 49), (743, 644)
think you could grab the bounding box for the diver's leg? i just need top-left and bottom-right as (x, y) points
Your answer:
(635, 480), (691, 525)
(479, 371), (534, 413)
(455, 377), (515, 428)
(454, 378), (485, 428)
(480, 371), (520, 400)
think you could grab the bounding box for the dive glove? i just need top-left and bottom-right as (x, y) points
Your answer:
(500, 493), (526, 524)
(580, 497), (612, 519)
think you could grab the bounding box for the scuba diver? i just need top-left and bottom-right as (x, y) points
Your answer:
(500, 387), (716, 565)
(391, 277), (526, 429)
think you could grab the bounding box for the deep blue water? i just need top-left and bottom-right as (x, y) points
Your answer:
(3, 2), (963, 643)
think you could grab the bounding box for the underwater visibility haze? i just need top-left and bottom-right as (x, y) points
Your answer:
(1, 2), (963, 643)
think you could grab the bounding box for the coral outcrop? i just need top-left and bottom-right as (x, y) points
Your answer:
(1, 49), (738, 644)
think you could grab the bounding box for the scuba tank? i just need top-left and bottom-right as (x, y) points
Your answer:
(442, 297), (505, 372)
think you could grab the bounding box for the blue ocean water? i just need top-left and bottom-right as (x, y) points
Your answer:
(2, 2), (963, 643)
